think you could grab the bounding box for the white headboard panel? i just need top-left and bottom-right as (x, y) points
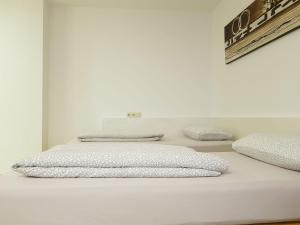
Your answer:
(102, 117), (215, 137)
(101, 117), (300, 139)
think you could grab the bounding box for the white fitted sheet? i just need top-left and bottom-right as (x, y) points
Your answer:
(1, 152), (300, 225)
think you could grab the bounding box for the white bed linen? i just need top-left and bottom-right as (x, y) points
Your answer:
(12, 143), (228, 178)
(1, 152), (300, 225)
(233, 133), (300, 171)
(78, 132), (164, 142)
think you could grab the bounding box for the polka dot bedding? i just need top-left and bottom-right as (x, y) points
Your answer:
(232, 133), (300, 171)
(12, 143), (229, 178)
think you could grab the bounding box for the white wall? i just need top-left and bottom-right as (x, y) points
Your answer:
(47, 6), (213, 147)
(0, 0), (44, 173)
(43, 1), (49, 149)
(212, 0), (300, 117)
(46, 1), (300, 148)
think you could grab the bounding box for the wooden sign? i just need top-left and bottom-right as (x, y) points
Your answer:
(225, 0), (300, 64)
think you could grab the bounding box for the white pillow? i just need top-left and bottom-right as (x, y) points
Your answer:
(183, 126), (233, 141)
(232, 133), (300, 171)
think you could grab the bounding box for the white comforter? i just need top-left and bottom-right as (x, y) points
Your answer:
(13, 143), (228, 178)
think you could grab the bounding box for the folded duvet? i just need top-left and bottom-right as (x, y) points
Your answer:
(78, 132), (164, 142)
(12, 143), (228, 178)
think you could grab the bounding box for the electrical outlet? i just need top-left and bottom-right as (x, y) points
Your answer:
(127, 112), (142, 118)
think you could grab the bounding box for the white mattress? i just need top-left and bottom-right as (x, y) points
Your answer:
(1, 152), (300, 225)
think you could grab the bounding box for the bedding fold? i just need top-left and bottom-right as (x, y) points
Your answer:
(12, 143), (228, 178)
(78, 132), (164, 142)
(78, 137), (162, 142)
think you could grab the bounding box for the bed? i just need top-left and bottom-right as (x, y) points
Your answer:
(1, 151), (299, 225)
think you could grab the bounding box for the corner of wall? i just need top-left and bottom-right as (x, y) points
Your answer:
(42, 0), (49, 150)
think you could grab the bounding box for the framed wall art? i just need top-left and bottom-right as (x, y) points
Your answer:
(225, 0), (300, 64)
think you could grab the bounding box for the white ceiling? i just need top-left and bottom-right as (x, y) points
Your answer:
(48, 0), (221, 11)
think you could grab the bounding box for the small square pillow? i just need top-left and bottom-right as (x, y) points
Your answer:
(232, 133), (300, 171)
(183, 126), (233, 141)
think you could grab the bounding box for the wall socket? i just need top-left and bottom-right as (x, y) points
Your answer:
(127, 112), (142, 118)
